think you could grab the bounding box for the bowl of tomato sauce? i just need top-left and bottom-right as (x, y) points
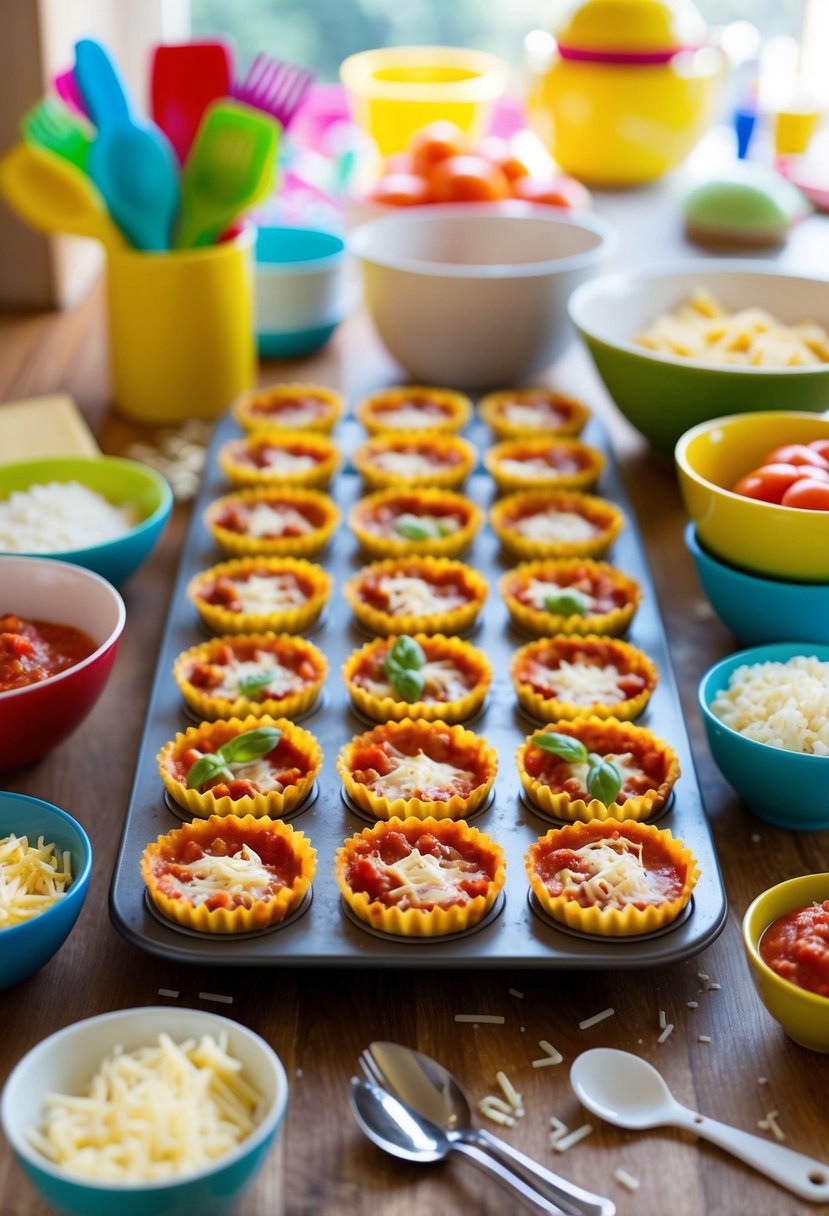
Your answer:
(743, 873), (829, 1053)
(0, 556), (126, 771)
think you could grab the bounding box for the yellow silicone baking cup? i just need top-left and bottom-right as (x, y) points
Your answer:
(188, 556), (332, 635)
(349, 488), (483, 559)
(173, 632), (327, 722)
(158, 714), (323, 820)
(218, 430), (340, 490)
(356, 386), (472, 436)
(142, 814), (317, 934)
(478, 389), (591, 440)
(335, 816), (506, 936)
(511, 635), (658, 723)
(342, 633), (492, 724)
(490, 490), (625, 561)
(484, 437), (605, 495)
(205, 486), (341, 559)
(337, 717), (498, 821)
(233, 383), (344, 434)
(344, 557), (488, 637)
(525, 819), (699, 936)
(501, 559), (642, 638)
(516, 716), (680, 823)
(352, 432), (478, 491)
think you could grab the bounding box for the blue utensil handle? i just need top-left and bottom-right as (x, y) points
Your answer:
(74, 38), (132, 129)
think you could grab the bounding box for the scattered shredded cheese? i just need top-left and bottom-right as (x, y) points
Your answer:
(455, 1014), (505, 1025)
(371, 747), (474, 801)
(378, 575), (466, 618)
(553, 1124), (593, 1153)
(687, 1001), (698, 1009)
(496, 1070), (522, 1111)
(698, 1035), (711, 1044)
(766, 1110), (786, 1142)
(0, 833), (72, 927)
(509, 988), (524, 999)
(199, 992), (233, 1005)
(533, 1040), (563, 1067)
(157, 989), (179, 999)
(658, 1009), (667, 1030)
(579, 1008), (615, 1030)
(657, 1023), (674, 1044)
(615, 1167), (641, 1192)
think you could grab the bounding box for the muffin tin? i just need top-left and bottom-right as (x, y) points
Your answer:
(109, 408), (727, 967)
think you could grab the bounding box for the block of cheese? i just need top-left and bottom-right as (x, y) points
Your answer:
(0, 394), (99, 463)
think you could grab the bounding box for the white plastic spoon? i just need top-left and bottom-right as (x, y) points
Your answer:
(570, 1048), (829, 1203)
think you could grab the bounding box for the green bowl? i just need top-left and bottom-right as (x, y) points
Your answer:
(0, 456), (173, 585)
(568, 262), (829, 453)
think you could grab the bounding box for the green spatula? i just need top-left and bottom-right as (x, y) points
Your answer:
(174, 99), (279, 249)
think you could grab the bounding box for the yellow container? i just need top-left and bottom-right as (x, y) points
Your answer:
(340, 46), (506, 157)
(774, 106), (821, 156)
(106, 228), (255, 424)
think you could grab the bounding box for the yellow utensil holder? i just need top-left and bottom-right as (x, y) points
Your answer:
(106, 228), (255, 423)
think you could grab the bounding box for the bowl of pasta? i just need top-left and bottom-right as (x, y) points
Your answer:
(1, 1005), (288, 1216)
(568, 262), (829, 453)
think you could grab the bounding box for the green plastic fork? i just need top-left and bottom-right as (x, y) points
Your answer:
(174, 99), (279, 249)
(22, 96), (93, 172)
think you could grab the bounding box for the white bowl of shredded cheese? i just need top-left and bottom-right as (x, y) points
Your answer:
(1, 1005), (288, 1216)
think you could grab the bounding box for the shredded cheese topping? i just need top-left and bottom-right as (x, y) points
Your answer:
(515, 511), (596, 543)
(226, 757), (291, 793)
(373, 451), (439, 477)
(555, 839), (668, 909)
(372, 747), (475, 800)
(383, 847), (478, 907)
(502, 402), (549, 429)
(212, 653), (304, 700)
(243, 503), (314, 538)
(524, 659), (625, 705)
(523, 578), (597, 612)
(378, 575), (466, 617)
(27, 1032), (262, 1181)
(498, 457), (565, 479)
(260, 449), (318, 474)
(0, 834), (72, 928)
(228, 574), (307, 613)
(375, 406), (441, 429)
(359, 658), (469, 703)
(159, 845), (280, 906)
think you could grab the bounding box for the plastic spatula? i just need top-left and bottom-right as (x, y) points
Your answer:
(151, 40), (234, 165)
(174, 99), (279, 249)
(22, 97), (93, 171)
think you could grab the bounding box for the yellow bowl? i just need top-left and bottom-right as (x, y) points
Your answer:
(340, 46), (506, 156)
(675, 411), (829, 583)
(742, 874), (829, 1053)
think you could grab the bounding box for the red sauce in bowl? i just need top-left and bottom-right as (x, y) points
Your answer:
(0, 614), (96, 692)
(760, 900), (829, 997)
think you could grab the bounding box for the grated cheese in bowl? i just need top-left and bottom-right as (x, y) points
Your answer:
(0, 481), (138, 554)
(0, 834), (72, 928)
(710, 655), (829, 755)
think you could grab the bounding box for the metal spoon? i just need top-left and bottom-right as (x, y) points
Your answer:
(349, 1077), (565, 1215)
(570, 1048), (829, 1203)
(362, 1041), (615, 1216)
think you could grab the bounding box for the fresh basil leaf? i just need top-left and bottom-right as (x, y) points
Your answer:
(388, 635), (426, 671)
(531, 733), (588, 764)
(435, 518), (458, 537)
(218, 727), (282, 765)
(543, 589), (591, 616)
(587, 758), (622, 805)
(393, 514), (436, 541)
(237, 671), (274, 697)
(387, 665), (425, 702)
(187, 753), (231, 790)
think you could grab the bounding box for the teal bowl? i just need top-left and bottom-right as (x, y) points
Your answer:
(255, 225), (353, 359)
(568, 262), (829, 454)
(698, 642), (829, 830)
(1, 1006), (288, 1216)
(685, 523), (829, 646)
(0, 792), (92, 990)
(0, 456), (173, 585)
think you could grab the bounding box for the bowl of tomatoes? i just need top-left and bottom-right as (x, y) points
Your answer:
(676, 411), (829, 582)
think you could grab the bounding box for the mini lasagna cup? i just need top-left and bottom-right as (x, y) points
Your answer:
(233, 383), (343, 433)
(158, 714), (322, 820)
(349, 488), (483, 559)
(335, 816), (506, 937)
(516, 716), (680, 823)
(525, 819), (699, 936)
(142, 813), (317, 934)
(344, 556), (488, 637)
(356, 385), (472, 435)
(479, 388), (591, 440)
(188, 556), (331, 635)
(205, 486), (340, 560)
(342, 633), (491, 724)
(174, 633), (327, 722)
(501, 558), (641, 638)
(484, 437), (605, 495)
(511, 635), (658, 723)
(338, 718), (497, 821)
(352, 432), (477, 491)
(490, 490), (625, 562)
(218, 429), (339, 490)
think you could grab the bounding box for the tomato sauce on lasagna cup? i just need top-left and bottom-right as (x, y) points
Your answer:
(174, 633), (327, 722)
(188, 556), (331, 635)
(479, 388), (590, 440)
(342, 633), (491, 724)
(218, 430), (339, 490)
(355, 386), (471, 436)
(501, 559), (641, 637)
(484, 437), (605, 495)
(205, 486), (340, 560)
(349, 488), (483, 560)
(490, 490), (625, 562)
(511, 635), (658, 723)
(352, 432), (477, 492)
(233, 382), (343, 433)
(344, 556), (488, 637)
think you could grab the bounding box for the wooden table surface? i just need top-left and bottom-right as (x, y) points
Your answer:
(1, 184), (828, 1216)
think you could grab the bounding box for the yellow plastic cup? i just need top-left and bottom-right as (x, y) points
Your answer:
(340, 46), (506, 157)
(106, 228), (255, 424)
(773, 106), (821, 156)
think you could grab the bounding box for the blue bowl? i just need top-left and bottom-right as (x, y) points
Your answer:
(0, 456), (173, 585)
(0, 792), (92, 990)
(685, 523), (829, 646)
(255, 225), (352, 359)
(698, 642), (829, 830)
(1, 1007), (289, 1216)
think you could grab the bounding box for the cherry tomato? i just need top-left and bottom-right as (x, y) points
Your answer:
(764, 444), (829, 471)
(382, 151), (415, 175)
(477, 135), (531, 181)
(409, 121), (469, 176)
(367, 173), (431, 207)
(808, 439), (829, 461)
(781, 478), (829, 510)
(510, 174), (592, 210)
(731, 463), (803, 503)
(428, 154), (510, 203)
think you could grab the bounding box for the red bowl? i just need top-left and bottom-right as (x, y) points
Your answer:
(0, 557), (126, 770)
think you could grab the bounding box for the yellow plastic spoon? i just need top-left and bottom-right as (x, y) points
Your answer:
(0, 141), (128, 254)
